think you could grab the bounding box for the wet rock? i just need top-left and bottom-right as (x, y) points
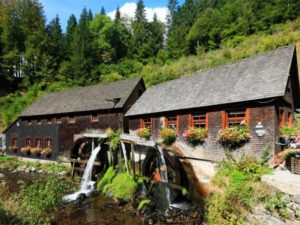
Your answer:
(30, 167), (36, 172)
(144, 214), (156, 225)
(131, 212), (137, 217)
(78, 193), (87, 201)
(25, 168), (31, 173)
(105, 203), (115, 209)
(37, 170), (44, 173)
(0, 173), (4, 179)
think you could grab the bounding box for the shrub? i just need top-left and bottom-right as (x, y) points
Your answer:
(35, 148), (42, 156)
(183, 127), (207, 145)
(160, 127), (177, 146)
(17, 176), (75, 224)
(265, 192), (288, 219)
(8, 146), (18, 153)
(207, 157), (272, 225)
(279, 126), (299, 142)
(105, 128), (121, 150)
(218, 125), (251, 149)
(136, 127), (151, 140)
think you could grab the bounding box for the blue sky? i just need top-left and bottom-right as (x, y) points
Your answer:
(39, 0), (184, 30)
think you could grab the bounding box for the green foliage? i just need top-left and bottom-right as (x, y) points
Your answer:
(18, 176), (75, 224)
(160, 127), (177, 145)
(183, 127), (207, 145)
(265, 192), (288, 219)
(279, 126), (298, 138)
(138, 199), (151, 211)
(207, 157), (272, 225)
(97, 166), (116, 191)
(136, 127), (151, 140)
(98, 170), (138, 200)
(218, 125), (251, 149)
(105, 128), (122, 151)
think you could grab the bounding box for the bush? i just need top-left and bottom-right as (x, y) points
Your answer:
(265, 192), (288, 219)
(17, 176), (75, 224)
(218, 125), (251, 149)
(207, 157), (272, 225)
(183, 127), (207, 145)
(105, 128), (121, 150)
(160, 127), (177, 146)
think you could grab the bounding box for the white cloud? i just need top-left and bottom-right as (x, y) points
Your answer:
(107, 2), (168, 23)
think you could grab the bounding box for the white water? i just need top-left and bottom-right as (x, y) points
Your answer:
(120, 141), (130, 175)
(63, 146), (101, 203)
(157, 146), (171, 208)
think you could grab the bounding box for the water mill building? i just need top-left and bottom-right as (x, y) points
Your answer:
(4, 78), (146, 160)
(126, 45), (300, 161)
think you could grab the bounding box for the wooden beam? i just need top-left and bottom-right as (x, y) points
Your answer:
(131, 143), (136, 179)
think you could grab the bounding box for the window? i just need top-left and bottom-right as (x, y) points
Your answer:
(223, 109), (249, 128)
(47, 118), (52, 124)
(35, 138), (42, 148)
(91, 114), (99, 122)
(190, 113), (208, 129)
(45, 138), (53, 148)
(141, 118), (152, 132)
(165, 116), (178, 131)
(37, 119), (42, 125)
(25, 138), (32, 147)
(55, 117), (62, 124)
(28, 120), (32, 125)
(68, 116), (75, 123)
(11, 138), (18, 147)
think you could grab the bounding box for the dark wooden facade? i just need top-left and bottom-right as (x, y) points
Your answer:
(5, 79), (145, 160)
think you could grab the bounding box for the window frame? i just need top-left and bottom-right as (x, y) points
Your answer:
(140, 118), (153, 133)
(27, 120), (32, 125)
(189, 113), (208, 130)
(90, 114), (99, 123)
(25, 137), (32, 147)
(68, 116), (76, 124)
(222, 108), (249, 128)
(35, 138), (42, 148)
(44, 138), (53, 148)
(164, 116), (179, 133)
(11, 137), (18, 148)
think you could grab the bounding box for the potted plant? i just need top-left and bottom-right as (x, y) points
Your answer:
(8, 146), (18, 153)
(160, 127), (177, 146)
(218, 125), (251, 149)
(35, 147), (42, 157)
(183, 127), (207, 146)
(136, 127), (151, 140)
(279, 126), (298, 146)
(41, 147), (52, 157)
(30, 148), (36, 155)
(20, 146), (31, 155)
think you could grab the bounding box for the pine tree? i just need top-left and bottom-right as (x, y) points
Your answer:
(65, 14), (77, 58)
(149, 13), (165, 56)
(115, 6), (121, 20)
(135, 0), (147, 23)
(100, 6), (106, 15)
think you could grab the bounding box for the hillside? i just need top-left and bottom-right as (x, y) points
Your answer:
(0, 17), (300, 131)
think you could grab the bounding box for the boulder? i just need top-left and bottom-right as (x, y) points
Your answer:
(0, 173), (4, 179)
(25, 168), (31, 173)
(30, 167), (36, 172)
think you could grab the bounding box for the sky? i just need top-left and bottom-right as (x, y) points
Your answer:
(39, 0), (184, 31)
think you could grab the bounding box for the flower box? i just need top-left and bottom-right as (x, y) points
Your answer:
(136, 127), (151, 140)
(218, 125), (251, 149)
(20, 147), (31, 155)
(8, 146), (18, 153)
(160, 127), (177, 146)
(183, 127), (207, 146)
(41, 147), (52, 157)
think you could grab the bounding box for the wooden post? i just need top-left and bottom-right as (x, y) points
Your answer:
(131, 143), (136, 179)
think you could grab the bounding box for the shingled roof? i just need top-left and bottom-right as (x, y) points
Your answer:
(21, 78), (143, 117)
(126, 45), (296, 117)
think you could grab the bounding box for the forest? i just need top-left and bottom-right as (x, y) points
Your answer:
(0, 0), (300, 130)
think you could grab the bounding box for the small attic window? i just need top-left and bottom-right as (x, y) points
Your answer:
(37, 119), (42, 125)
(68, 116), (76, 123)
(27, 120), (32, 125)
(91, 114), (99, 122)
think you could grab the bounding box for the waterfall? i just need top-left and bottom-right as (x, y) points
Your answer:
(63, 146), (101, 203)
(120, 141), (130, 175)
(157, 146), (171, 208)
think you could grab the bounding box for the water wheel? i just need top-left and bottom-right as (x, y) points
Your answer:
(70, 138), (109, 178)
(142, 147), (188, 202)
